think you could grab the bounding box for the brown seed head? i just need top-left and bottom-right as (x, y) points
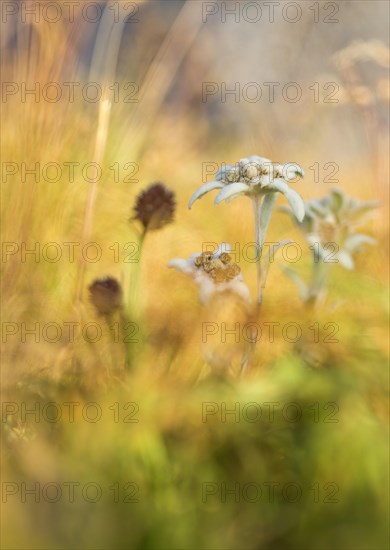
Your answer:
(133, 183), (176, 231)
(88, 277), (123, 316)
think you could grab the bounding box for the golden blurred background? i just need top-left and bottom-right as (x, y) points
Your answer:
(1, 1), (389, 548)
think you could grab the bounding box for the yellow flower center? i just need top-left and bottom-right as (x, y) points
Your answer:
(195, 252), (241, 283)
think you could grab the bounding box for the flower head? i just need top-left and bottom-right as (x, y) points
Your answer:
(282, 188), (378, 269)
(133, 183), (176, 231)
(189, 155), (305, 222)
(89, 277), (123, 315)
(168, 243), (251, 304)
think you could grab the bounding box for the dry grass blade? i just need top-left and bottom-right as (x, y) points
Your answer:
(118, 0), (204, 160)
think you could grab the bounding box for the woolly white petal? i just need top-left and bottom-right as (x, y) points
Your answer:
(195, 273), (216, 304)
(268, 179), (305, 222)
(282, 162), (304, 180)
(208, 279), (252, 303)
(259, 173), (274, 188)
(227, 280), (252, 303)
(307, 234), (322, 246)
(344, 234), (376, 253)
(188, 181), (224, 209)
(337, 250), (354, 270)
(214, 182), (250, 205)
(167, 258), (195, 275)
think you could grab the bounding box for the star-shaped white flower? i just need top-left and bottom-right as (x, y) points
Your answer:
(188, 155), (305, 222)
(282, 188), (378, 270)
(168, 243), (251, 304)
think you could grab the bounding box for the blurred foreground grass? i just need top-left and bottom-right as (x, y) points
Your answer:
(2, 357), (388, 549)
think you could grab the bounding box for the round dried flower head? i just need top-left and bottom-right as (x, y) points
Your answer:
(211, 267), (227, 283)
(219, 164), (240, 183)
(133, 183), (176, 231)
(89, 277), (123, 316)
(242, 163), (259, 182)
(203, 258), (224, 273)
(194, 252), (213, 267)
(225, 263), (241, 280)
(194, 255), (203, 267)
(202, 262), (214, 273)
(194, 249), (242, 283)
(194, 256), (203, 268)
(219, 252), (231, 264)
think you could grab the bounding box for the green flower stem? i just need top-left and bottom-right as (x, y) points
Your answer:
(307, 258), (332, 307)
(104, 313), (118, 375)
(103, 312), (133, 374)
(122, 229), (146, 371)
(127, 229), (146, 315)
(119, 309), (133, 371)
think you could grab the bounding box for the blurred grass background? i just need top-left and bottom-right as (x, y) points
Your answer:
(1, 1), (389, 548)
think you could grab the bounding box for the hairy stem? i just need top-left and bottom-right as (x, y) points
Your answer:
(253, 195), (263, 310)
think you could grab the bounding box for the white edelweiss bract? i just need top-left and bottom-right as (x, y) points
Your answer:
(306, 234), (355, 269)
(214, 182), (249, 204)
(168, 243), (251, 304)
(167, 254), (199, 275)
(284, 189), (378, 272)
(188, 154), (305, 222)
(266, 179), (305, 222)
(187, 181), (225, 209)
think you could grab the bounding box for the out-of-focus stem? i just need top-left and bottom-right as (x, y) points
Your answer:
(240, 196), (264, 375)
(306, 257), (332, 308)
(128, 230), (146, 316)
(253, 195), (263, 310)
(75, 97), (112, 302)
(119, 309), (133, 371)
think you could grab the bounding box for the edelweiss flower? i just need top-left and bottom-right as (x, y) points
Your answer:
(282, 188), (378, 269)
(168, 243), (251, 304)
(189, 155), (305, 222)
